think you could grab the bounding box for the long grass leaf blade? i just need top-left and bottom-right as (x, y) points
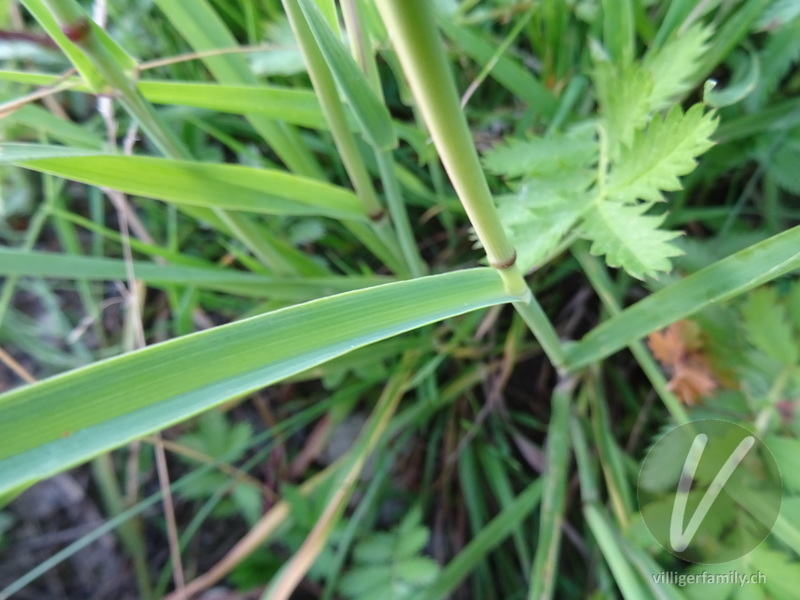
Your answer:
(0, 249), (390, 300)
(0, 144), (365, 220)
(0, 269), (514, 495)
(565, 225), (800, 368)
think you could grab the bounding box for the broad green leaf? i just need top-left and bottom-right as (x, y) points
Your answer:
(579, 201), (682, 280)
(296, 0), (397, 150)
(0, 269), (515, 495)
(0, 249), (390, 300)
(0, 144), (365, 220)
(606, 104), (718, 203)
(565, 225), (800, 369)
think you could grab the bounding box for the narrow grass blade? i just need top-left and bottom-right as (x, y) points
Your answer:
(584, 505), (648, 598)
(0, 269), (514, 495)
(19, 0), (105, 90)
(8, 105), (105, 149)
(437, 19), (558, 120)
(528, 377), (574, 600)
(153, 0), (322, 177)
(1, 145), (365, 220)
(139, 81), (330, 129)
(565, 225), (800, 369)
(0, 249), (390, 300)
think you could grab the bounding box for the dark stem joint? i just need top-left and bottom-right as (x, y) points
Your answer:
(63, 19), (91, 44)
(368, 209), (386, 222)
(490, 251), (517, 270)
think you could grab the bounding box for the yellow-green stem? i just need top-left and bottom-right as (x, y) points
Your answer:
(375, 0), (514, 268)
(375, 0), (566, 368)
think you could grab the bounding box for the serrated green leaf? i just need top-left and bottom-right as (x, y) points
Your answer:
(754, 18), (800, 103)
(339, 564), (393, 598)
(758, 126), (800, 194)
(179, 411), (253, 461)
(498, 185), (592, 271)
(232, 482), (264, 525)
(394, 556), (439, 586)
(593, 60), (653, 153)
(580, 201), (682, 279)
(395, 527), (429, 559)
(607, 104), (718, 203)
(740, 286), (799, 365)
(482, 135), (597, 179)
(644, 22), (714, 111)
(354, 532), (395, 564)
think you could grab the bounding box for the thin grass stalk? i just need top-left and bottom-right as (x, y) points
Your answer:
(572, 244), (690, 424)
(341, 0), (382, 96)
(91, 455), (153, 599)
(416, 479), (545, 600)
(281, 0), (410, 275)
(374, 0), (566, 367)
(374, 0), (513, 269)
(527, 377), (575, 600)
(339, 0), (426, 278)
(281, 0), (383, 219)
(375, 149), (426, 277)
(570, 412), (649, 598)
